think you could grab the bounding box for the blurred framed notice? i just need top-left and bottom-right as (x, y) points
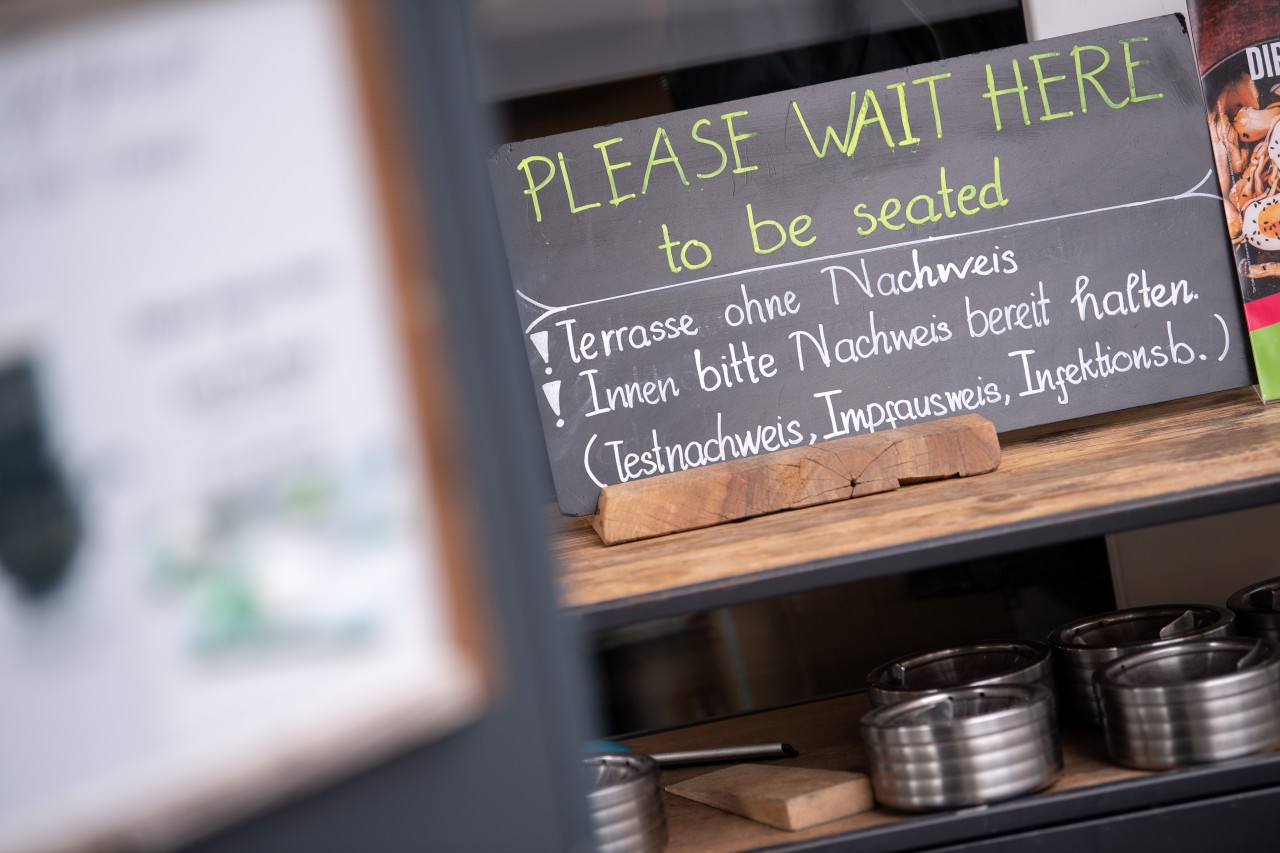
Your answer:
(0, 0), (490, 849)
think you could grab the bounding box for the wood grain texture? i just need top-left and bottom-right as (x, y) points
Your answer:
(592, 415), (999, 545)
(623, 693), (1150, 853)
(555, 388), (1275, 616)
(666, 764), (874, 831)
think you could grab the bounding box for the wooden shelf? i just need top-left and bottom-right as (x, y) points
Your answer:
(621, 691), (1280, 853)
(554, 387), (1280, 629)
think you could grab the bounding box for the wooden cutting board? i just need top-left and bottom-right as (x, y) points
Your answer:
(665, 764), (875, 831)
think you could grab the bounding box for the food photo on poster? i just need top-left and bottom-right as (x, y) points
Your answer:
(1190, 0), (1280, 399)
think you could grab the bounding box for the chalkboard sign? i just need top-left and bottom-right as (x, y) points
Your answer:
(489, 16), (1252, 517)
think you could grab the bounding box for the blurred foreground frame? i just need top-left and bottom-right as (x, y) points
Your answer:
(0, 0), (523, 849)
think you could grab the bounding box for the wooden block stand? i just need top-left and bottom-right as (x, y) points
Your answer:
(593, 415), (1000, 545)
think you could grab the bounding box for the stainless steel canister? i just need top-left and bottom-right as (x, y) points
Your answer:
(860, 683), (1062, 811)
(1227, 577), (1280, 644)
(1095, 637), (1280, 770)
(1048, 604), (1234, 726)
(866, 640), (1053, 708)
(582, 753), (667, 853)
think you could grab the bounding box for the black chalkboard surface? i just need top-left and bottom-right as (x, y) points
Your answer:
(489, 16), (1252, 517)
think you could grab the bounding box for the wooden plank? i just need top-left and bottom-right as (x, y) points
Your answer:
(622, 693), (1150, 853)
(666, 764), (874, 831)
(554, 387), (1276, 616)
(592, 415), (999, 545)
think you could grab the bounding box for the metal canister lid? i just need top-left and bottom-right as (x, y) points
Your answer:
(867, 640), (1052, 707)
(1048, 605), (1234, 661)
(861, 683), (1056, 744)
(583, 753), (661, 811)
(1228, 577), (1280, 641)
(1095, 637), (1280, 705)
(1227, 578), (1280, 615)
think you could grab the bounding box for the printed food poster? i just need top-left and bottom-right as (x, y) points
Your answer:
(1192, 0), (1280, 399)
(0, 0), (482, 849)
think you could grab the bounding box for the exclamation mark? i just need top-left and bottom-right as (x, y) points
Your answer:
(530, 331), (552, 375)
(542, 380), (564, 428)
